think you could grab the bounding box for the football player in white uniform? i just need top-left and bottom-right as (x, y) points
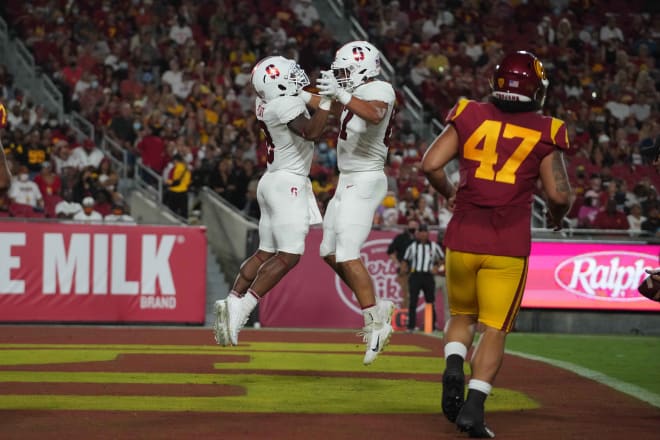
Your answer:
(316, 41), (397, 365)
(214, 56), (332, 346)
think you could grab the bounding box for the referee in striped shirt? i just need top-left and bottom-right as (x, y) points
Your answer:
(403, 223), (445, 332)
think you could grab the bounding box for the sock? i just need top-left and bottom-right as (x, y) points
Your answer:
(362, 304), (377, 325)
(229, 289), (242, 298)
(244, 289), (259, 312)
(444, 341), (468, 360)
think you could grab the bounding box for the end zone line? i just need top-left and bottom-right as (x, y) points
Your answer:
(506, 349), (660, 408)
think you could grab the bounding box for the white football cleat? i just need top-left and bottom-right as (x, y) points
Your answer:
(213, 299), (230, 346)
(361, 300), (395, 365)
(227, 294), (253, 346)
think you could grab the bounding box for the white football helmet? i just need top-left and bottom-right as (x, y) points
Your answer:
(251, 56), (310, 101)
(331, 40), (381, 92)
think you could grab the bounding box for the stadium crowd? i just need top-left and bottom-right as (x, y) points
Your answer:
(0, 0), (658, 235)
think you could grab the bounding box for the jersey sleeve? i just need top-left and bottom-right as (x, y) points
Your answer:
(354, 81), (396, 104)
(549, 117), (570, 151)
(444, 98), (473, 125)
(272, 95), (306, 125)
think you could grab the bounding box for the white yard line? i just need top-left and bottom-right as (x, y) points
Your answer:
(507, 349), (660, 408)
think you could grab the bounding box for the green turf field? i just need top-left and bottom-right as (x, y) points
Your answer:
(506, 333), (660, 395)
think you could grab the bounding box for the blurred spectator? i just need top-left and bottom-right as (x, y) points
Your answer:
(234, 63), (252, 89)
(592, 199), (629, 230)
(136, 125), (167, 174)
(293, 0), (320, 27)
(73, 196), (103, 222)
(641, 206), (660, 236)
(6, 102), (22, 128)
(164, 153), (191, 218)
(104, 202), (135, 224)
(97, 158), (119, 195)
(577, 193), (600, 228)
(421, 9), (454, 41)
(375, 191), (399, 227)
(463, 33), (484, 64)
(242, 178), (260, 219)
(8, 165), (43, 209)
(265, 18), (288, 51)
(209, 154), (239, 206)
(22, 130), (49, 175)
(425, 42), (450, 77)
(411, 195), (437, 225)
(600, 14), (624, 44)
(33, 161), (61, 197)
(107, 102), (136, 150)
(169, 15), (193, 46)
(54, 200), (82, 219)
(537, 16), (555, 45)
(437, 196), (453, 229)
(72, 139), (104, 170)
(627, 203), (646, 235)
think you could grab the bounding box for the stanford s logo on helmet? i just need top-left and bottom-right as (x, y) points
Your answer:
(251, 56), (310, 101)
(352, 47), (365, 62)
(491, 50), (549, 111)
(331, 40), (381, 92)
(265, 64), (281, 79)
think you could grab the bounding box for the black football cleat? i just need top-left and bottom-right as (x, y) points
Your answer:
(455, 402), (495, 438)
(441, 369), (465, 423)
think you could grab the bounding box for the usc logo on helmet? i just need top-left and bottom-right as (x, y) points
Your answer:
(352, 47), (365, 62)
(0, 102), (7, 129)
(534, 59), (546, 80)
(265, 64), (280, 79)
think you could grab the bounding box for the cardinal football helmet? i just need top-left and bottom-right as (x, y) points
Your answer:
(491, 50), (549, 111)
(251, 56), (310, 101)
(331, 40), (381, 92)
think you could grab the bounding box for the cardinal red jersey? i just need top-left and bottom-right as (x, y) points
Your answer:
(443, 99), (569, 256)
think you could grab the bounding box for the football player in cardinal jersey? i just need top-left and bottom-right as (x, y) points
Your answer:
(421, 51), (572, 438)
(213, 56), (332, 347)
(315, 40), (397, 365)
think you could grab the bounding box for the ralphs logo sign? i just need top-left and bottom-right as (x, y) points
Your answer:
(554, 251), (655, 301)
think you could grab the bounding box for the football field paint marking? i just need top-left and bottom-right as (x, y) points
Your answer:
(507, 350), (660, 408)
(0, 343), (539, 413)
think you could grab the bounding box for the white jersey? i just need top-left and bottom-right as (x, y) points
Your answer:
(336, 80), (396, 173)
(256, 95), (313, 176)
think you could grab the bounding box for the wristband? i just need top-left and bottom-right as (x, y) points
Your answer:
(318, 97), (332, 111)
(337, 89), (352, 105)
(299, 90), (312, 103)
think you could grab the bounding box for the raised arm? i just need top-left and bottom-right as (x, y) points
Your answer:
(315, 72), (388, 125)
(289, 92), (333, 140)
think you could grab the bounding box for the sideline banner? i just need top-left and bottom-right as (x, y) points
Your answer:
(262, 229), (660, 328)
(525, 241), (660, 310)
(0, 222), (207, 323)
